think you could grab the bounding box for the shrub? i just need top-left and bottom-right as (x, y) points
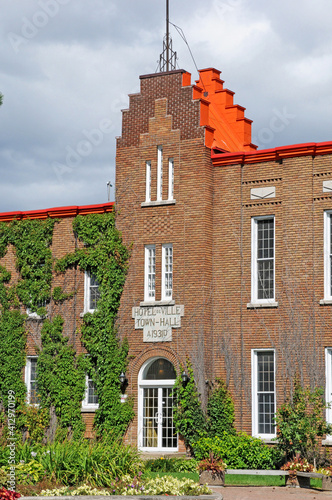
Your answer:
(13, 461), (45, 485)
(0, 488), (20, 500)
(193, 432), (281, 469)
(173, 362), (207, 451)
(143, 457), (198, 473)
(207, 380), (235, 437)
(7, 437), (142, 487)
(275, 381), (332, 461)
(40, 477), (211, 496)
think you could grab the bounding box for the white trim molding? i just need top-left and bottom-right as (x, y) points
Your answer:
(252, 349), (276, 440)
(251, 216), (275, 306)
(324, 211), (332, 301)
(82, 374), (99, 412)
(145, 160), (151, 202)
(162, 244), (173, 301)
(25, 357), (39, 405)
(168, 158), (174, 201)
(84, 271), (100, 313)
(144, 245), (156, 302)
(157, 146), (163, 201)
(137, 357), (178, 452)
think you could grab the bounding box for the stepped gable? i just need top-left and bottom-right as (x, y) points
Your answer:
(117, 67), (256, 153)
(194, 67), (257, 152)
(116, 69), (204, 148)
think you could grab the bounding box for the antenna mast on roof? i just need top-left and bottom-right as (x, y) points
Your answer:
(157, 0), (177, 72)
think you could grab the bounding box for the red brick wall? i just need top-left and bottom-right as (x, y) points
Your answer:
(116, 68), (332, 446)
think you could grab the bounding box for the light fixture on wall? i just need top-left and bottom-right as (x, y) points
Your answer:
(119, 371), (128, 389)
(181, 371), (190, 385)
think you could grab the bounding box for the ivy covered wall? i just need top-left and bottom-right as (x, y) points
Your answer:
(0, 211), (133, 442)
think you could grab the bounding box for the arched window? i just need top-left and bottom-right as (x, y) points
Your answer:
(138, 357), (177, 451)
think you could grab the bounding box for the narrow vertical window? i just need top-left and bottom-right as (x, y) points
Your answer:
(146, 161), (151, 202)
(162, 244), (173, 300)
(82, 374), (99, 410)
(84, 272), (100, 312)
(25, 357), (39, 405)
(157, 146), (163, 201)
(252, 350), (276, 438)
(324, 212), (332, 300)
(325, 349), (332, 434)
(168, 158), (174, 201)
(252, 217), (275, 303)
(145, 245), (156, 301)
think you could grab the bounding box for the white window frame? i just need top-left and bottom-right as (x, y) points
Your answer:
(162, 244), (173, 301)
(84, 271), (100, 313)
(25, 357), (39, 405)
(251, 216), (275, 304)
(326, 349), (332, 430)
(82, 374), (99, 411)
(137, 357), (178, 452)
(324, 211), (332, 300)
(252, 349), (276, 440)
(145, 161), (151, 202)
(168, 158), (174, 201)
(157, 146), (163, 201)
(144, 245), (156, 302)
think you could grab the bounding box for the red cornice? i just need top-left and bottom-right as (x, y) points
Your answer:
(211, 141), (332, 166)
(0, 203), (114, 222)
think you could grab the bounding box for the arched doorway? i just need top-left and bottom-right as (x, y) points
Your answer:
(138, 357), (178, 451)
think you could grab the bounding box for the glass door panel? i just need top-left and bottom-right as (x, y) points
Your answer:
(162, 387), (177, 448)
(143, 388), (158, 448)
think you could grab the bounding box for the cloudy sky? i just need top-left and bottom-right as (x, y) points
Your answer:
(0, 0), (332, 213)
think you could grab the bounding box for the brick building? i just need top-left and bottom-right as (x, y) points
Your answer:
(115, 66), (332, 452)
(3, 65), (332, 452)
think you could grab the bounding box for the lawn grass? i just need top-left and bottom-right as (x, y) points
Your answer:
(310, 478), (322, 489)
(143, 471), (324, 489)
(143, 471), (286, 487)
(225, 474), (286, 486)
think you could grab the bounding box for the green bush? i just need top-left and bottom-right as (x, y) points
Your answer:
(207, 380), (236, 437)
(193, 432), (281, 470)
(144, 457), (198, 473)
(3, 437), (142, 487)
(173, 362), (207, 451)
(275, 381), (332, 462)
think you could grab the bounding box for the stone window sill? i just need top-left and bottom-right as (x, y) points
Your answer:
(247, 301), (278, 309)
(322, 439), (332, 446)
(141, 200), (176, 208)
(140, 300), (175, 307)
(320, 299), (332, 306)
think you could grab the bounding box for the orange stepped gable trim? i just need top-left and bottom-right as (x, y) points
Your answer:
(0, 203), (114, 222)
(211, 141), (332, 167)
(185, 67), (257, 153)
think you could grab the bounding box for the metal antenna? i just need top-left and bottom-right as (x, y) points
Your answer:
(157, 0), (177, 72)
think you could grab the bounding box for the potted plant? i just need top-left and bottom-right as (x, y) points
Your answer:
(198, 452), (227, 486)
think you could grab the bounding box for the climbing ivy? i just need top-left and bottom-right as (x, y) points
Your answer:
(55, 212), (134, 436)
(173, 362), (207, 452)
(207, 379), (236, 437)
(9, 219), (55, 316)
(0, 219), (56, 438)
(36, 316), (87, 441)
(0, 212), (132, 441)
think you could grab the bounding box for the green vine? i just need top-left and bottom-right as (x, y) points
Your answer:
(55, 212), (134, 437)
(207, 379), (236, 437)
(36, 316), (87, 440)
(173, 362), (207, 452)
(0, 212), (132, 441)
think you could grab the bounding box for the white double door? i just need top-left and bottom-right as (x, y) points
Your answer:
(139, 384), (177, 451)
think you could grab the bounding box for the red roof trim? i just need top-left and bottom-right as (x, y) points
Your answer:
(0, 203), (114, 222)
(211, 141), (332, 166)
